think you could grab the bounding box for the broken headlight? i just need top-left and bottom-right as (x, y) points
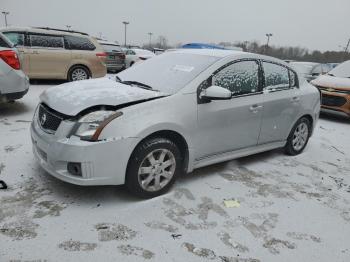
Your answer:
(74, 111), (123, 141)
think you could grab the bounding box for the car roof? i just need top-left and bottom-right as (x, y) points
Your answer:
(171, 49), (289, 66)
(98, 40), (120, 46)
(0, 26), (91, 38)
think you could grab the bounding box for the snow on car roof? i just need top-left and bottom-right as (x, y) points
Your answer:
(173, 48), (244, 58)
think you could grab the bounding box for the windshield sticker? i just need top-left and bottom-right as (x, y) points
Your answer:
(172, 65), (194, 72)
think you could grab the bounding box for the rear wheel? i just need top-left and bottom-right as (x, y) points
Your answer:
(284, 117), (311, 155)
(126, 138), (182, 198)
(68, 66), (90, 81)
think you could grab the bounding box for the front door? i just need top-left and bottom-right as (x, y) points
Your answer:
(195, 60), (264, 160)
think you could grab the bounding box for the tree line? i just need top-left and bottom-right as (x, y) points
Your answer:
(142, 37), (350, 63)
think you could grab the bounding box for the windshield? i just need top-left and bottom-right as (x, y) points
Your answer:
(116, 52), (220, 94)
(328, 60), (350, 78)
(101, 44), (122, 52)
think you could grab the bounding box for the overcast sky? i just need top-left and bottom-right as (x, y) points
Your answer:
(1, 0), (349, 51)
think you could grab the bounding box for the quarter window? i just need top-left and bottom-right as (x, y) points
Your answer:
(263, 62), (290, 90)
(30, 34), (64, 48)
(3, 32), (24, 46)
(213, 60), (259, 96)
(65, 36), (96, 50)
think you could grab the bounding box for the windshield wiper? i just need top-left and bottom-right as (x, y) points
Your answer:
(119, 80), (158, 92)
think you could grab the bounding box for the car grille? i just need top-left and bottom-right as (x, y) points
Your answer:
(321, 94), (347, 107)
(37, 104), (64, 133)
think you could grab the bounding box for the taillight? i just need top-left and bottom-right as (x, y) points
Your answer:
(0, 50), (20, 70)
(96, 52), (107, 58)
(139, 57), (147, 61)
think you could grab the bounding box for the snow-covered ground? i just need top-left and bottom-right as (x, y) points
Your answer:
(0, 80), (350, 262)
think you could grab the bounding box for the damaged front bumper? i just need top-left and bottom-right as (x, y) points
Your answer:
(30, 120), (140, 186)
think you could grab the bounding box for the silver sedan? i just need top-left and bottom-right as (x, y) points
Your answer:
(31, 49), (320, 198)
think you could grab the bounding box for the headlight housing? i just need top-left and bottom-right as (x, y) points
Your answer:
(74, 111), (123, 141)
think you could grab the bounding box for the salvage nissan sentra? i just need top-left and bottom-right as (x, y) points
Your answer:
(31, 49), (320, 198)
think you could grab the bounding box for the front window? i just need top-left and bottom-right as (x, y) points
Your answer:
(212, 60), (259, 96)
(3, 32), (24, 46)
(117, 52), (219, 94)
(30, 34), (64, 48)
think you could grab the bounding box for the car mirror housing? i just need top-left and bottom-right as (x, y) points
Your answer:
(200, 85), (232, 101)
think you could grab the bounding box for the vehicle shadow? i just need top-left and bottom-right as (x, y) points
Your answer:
(30, 79), (66, 85)
(320, 112), (350, 124)
(34, 149), (282, 205)
(0, 100), (31, 118)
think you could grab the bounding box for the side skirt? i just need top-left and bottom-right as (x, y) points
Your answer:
(193, 141), (286, 170)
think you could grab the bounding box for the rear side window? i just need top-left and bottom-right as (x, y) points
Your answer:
(30, 34), (64, 48)
(213, 60), (260, 96)
(65, 36), (96, 50)
(3, 32), (24, 46)
(263, 62), (290, 90)
(101, 44), (122, 52)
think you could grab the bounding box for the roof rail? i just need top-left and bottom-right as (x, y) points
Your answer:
(33, 27), (89, 36)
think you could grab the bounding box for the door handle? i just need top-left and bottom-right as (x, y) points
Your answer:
(249, 104), (263, 113)
(291, 96), (300, 102)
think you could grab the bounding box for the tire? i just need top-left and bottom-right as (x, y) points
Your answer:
(284, 117), (311, 156)
(68, 66), (90, 82)
(126, 138), (183, 198)
(129, 61), (134, 67)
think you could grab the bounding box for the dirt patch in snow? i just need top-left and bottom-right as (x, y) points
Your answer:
(95, 223), (137, 242)
(58, 240), (98, 251)
(117, 244), (154, 259)
(0, 219), (38, 240)
(144, 221), (178, 233)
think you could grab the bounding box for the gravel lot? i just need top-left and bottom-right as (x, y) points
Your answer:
(0, 80), (350, 262)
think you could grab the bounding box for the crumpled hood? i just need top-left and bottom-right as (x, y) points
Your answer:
(40, 78), (165, 116)
(311, 75), (350, 90)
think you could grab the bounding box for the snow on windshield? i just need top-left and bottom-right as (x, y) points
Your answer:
(329, 60), (350, 78)
(117, 52), (220, 93)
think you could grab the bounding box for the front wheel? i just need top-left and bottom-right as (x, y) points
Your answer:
(126, 138), (182, 198)
(284, 117), (311, 155)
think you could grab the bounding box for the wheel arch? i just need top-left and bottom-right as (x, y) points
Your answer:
(67, 64), (92, 80)
(128, 130), (190, 173)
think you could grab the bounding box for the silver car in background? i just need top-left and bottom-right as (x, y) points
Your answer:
(31, 49), (320, 198)
(0, 32), (29, 102)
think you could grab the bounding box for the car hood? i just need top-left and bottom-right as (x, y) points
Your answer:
(311, 75), (350, 90)
(40, 78), (165, 116)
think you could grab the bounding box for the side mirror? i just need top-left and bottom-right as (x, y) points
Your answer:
(200, 85), (232, 100)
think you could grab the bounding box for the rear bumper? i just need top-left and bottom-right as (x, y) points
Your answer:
(0, 69), (29, 101)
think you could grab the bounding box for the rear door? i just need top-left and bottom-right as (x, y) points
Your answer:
(28, 33), (71, 79)
(258, 61), (300, 144)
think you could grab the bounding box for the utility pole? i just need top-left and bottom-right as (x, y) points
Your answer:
(66, 25), (71, 31)
(122, 21), (130, 47)
(265, 33), (273, 54)
(148, 32), (153, 48)
(2, 11), (9, 27)
(345, 38), (350, 54)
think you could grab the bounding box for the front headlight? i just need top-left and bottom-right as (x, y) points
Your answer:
(74, 111), (123, 141)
